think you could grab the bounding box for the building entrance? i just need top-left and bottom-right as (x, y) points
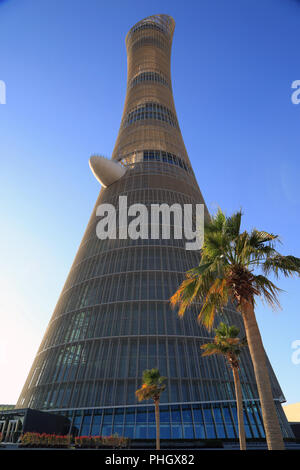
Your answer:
(2, 419), (21, 442)
(0, 420), (6, 441)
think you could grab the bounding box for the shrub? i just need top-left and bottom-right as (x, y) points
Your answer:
(20, 432), (71, 448)
(74, 433), (130, 449)
(102, 434), (130, 448)
(75, 436), (96, 448)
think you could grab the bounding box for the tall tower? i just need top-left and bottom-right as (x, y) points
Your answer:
(16, 14), (292, 442)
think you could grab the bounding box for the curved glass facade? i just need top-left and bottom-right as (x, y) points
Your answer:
(54, 401), (294, 440)
(16, 14), (293, 441)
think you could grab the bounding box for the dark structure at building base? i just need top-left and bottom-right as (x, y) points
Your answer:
(289, 422), (300, 439)
(0, 408), (70, 443)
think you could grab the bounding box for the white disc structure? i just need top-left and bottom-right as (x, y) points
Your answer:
(89, 155), (126, 188)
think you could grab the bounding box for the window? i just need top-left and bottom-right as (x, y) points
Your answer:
(171, 405), (181, 423)
(195, 424), (205, 438)
(135, 424), (147, 438)
(140, 150), (190, 172)
(160, 406), (170, 423)
(114, 409), (125, 425)
(124, 425), (135, 438)
(81, 412), (92, 436)
(216, 424), (226, 438)
(193, 406), (203, 423)
(91, 412), (102, 436)
(136, 407), (148, 423)
(222, 406), (233, 423)
(103, 410), (113, 424)
(125, 408), (135, 423)
(183, 425), (194, 439)
(72, 411), (83, 436)
(213, 406), (223, 423)
(122, 103), (178, 129)
(205, 425), (216, 439)
(148, 426), (156, 438)
(203, 406), (214, 424)
(182, 406), (192, 423)
(101, 424), (112, 436)
(160, 425), (171, 439)
(226, 424), (236, 438)
(113, 425), (124, 436)
(172, 425), (183, 438)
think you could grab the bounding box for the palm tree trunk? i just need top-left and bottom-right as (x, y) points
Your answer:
(242, 302), (285, 450)
(154, 398), (160, 450)
(232, 366), (246, 450)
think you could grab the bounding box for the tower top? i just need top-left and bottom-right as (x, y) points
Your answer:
(125, 14), (175, 46)
(112, 13), (188, 164)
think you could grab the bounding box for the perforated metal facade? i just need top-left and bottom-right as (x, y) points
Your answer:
(15, 14), (293, 440)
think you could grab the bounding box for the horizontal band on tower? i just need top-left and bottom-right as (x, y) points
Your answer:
(128, 71), (171, 90)
(118, 149), (192, 173)
(130, 36), (169, 53)
(122, 102), (179, 129)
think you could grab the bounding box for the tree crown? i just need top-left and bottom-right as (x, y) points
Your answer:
(171, 209), (300, 329)
(201, 322), (247, 368)
(135, 368), (166, 402)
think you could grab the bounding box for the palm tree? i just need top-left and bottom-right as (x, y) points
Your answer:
(135, 368), (166, 450)
(170, 209), (300, 450)
(201, 322), (247, 450)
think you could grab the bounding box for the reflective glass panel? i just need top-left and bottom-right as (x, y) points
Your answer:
(160, 425), (171, 439)
(183, 425), (194, 439)
(195, 424), (205, 439)
(205, 424), (216, 438)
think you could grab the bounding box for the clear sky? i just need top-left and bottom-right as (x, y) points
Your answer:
(0, 0), (299, 405)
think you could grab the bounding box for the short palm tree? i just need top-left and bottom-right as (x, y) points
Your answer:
(170, 209), (300, 450)
(201, 322), (247, 450)
(135, 369), (166, 450)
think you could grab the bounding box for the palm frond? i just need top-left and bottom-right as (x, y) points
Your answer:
(201, 342), (223, 357)
(170, 277), (201, 317)
(198, 291), (227, 330)
(205, 208), (226, 234)
(136, 369), (166, 402)
(252, 274), (282, 309)
(262, 254), (300, 278)
(249, 230), (278, 246)
(224, 210), (242, 238)
(187, 262), (213, 278)
(170, 207), (299, 333)
(201, 322), (246, 362)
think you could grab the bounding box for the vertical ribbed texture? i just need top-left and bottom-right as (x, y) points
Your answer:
(15, 15), (288, 441)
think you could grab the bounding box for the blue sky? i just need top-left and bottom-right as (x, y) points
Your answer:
(0, 0), (299, 405)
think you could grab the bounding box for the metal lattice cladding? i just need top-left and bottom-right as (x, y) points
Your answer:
(15, 14), (293, 441)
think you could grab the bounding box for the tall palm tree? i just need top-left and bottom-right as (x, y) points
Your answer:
(170, 209), (300, 450)
(135, 369), (166, 450)
(201, 322), (247, 450)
